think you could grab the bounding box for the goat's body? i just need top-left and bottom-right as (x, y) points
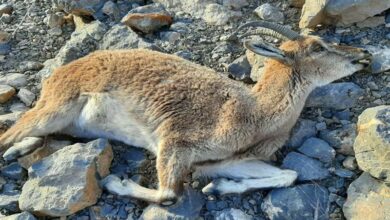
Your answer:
(0, 35), (369, 204)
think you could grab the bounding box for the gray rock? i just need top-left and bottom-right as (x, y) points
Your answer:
(19, 61), (44, 72)
(334, 168), (354, 178)
(214, 208), (253, 220)
(17, 88), (35, 107)
(367, 46), (390, 74)
(356, 16), (385, 28)
(102, 1), (120, 21)
(174, 50), (193, 60)
(0, 42), (11, 55)
(221, 0), (249, 10)
(1, 212), (37, 220)
(325, 0), (390, 25)
(39, 20), (107, 79)
(0, 14), (12, 24)
(319, 123), (356, 155)
(44, 12), (65, 29)
(297, 137), (335, 163)
(129, 3), (169, 15)
(0, 3), (12, 15)
(306, 83), (363, 110)
(100, 24), (147, 50)
(19, 139), (113, 217)
(287, 119), (317, 148)
(254, 3), (284, 23)
(0, 85), (16, 104)
(1, 162), (26, 180)
(354, 106), (390, 182)
(52, 0), (106, 18)
(3, 137), (43, 161)
(343, 173), (390, 220)
(140, 187), (205, 220)
(0, 192), (20, 212)
(262, 184), (329, 220)
(282, 152), (329, 181)
(0, 73), (28, 89)
(227, 55), (251, 81)
(9, 103), (28, 113)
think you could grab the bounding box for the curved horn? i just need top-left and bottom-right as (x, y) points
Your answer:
(240, 28), (289, 41)
(228, 21), (301, 41)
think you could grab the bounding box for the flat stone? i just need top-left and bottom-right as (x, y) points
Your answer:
(262, 184), (329, 220)
(1, 211), (37, 220)
(18, 139), (72, 169)
(213, 208), (253, 220)
(319, 123), (357, 156)
(343, 173), (390, 220)
(17, 88), (35, 107)
(297, 137), (335, 163)
(140, 187), (205, 220)
(0, 192), (20, 212)
(121, 13), (173, 34)
(287, 119), (317, 148)
(0, 74), (28, 89)
(1, 162), (26, 180)
(334, 168), (355, 178)
(3, 137), (44, 161)
(254, 3), (284, 23)
(306, 83), (363, 110)
(282, 152), (329, 181)
(354, 105), (390, 182)
(19, 139), (113, 217)
(0, 85), (16, 103)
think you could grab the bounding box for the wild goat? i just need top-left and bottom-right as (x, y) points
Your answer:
(0, 22), (371, 206)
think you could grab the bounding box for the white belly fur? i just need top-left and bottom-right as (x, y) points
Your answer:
(62, 93), (157, 153)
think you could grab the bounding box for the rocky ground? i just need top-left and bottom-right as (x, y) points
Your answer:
(0, 0), (389, 219)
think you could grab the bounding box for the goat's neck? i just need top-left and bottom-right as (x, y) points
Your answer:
(251, 61), (315, 134)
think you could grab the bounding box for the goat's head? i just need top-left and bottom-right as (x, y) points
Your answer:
(229, 22), (372, 86)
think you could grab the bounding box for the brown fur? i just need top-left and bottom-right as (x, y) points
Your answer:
(0, 36), (369, 204)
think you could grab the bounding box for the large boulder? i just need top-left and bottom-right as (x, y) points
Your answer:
(18, 139), (113, 217)
(299, 0), (329, 28)
(325, 0), (390, 26)
(262, 184), (329, 220)
(354, 106), (390, 182)
(140, 187), (205, 220)
(343, 173), (390, 220)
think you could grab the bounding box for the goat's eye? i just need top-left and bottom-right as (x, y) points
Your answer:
(312, 44), (324, 52)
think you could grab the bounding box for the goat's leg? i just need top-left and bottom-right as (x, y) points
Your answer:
(196, 159), (297, 196)
(103, 141), (191, 206)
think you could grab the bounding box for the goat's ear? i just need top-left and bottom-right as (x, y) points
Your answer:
(244, 40), (291, 64)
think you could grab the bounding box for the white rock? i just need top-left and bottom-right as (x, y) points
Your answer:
(254, 3), (284, 23)
(204, 3), (242, 25)
(17, 88), (35, 106)
(0, 73), (28, 89)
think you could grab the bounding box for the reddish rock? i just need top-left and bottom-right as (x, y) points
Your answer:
(121, 13), (173, 34)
